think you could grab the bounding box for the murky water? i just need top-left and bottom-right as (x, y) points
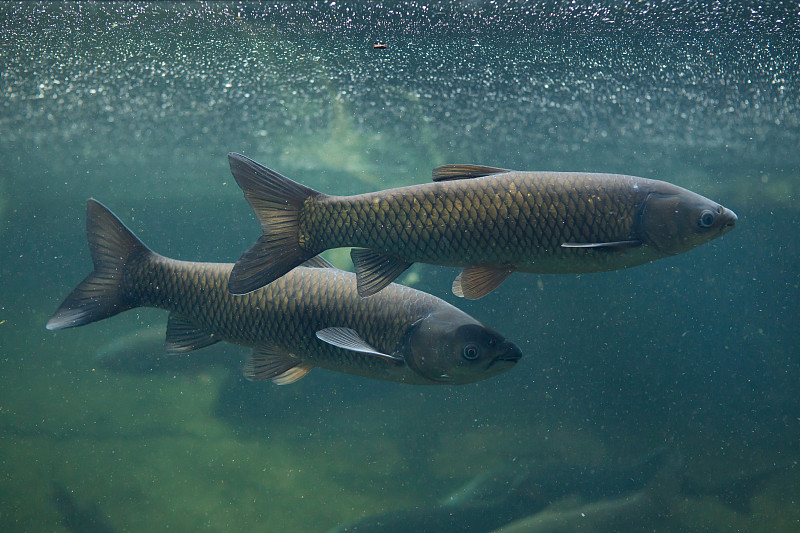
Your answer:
(1, 2), (798, 531)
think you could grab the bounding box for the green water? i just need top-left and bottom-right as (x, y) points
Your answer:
(1, 2), (798, 532)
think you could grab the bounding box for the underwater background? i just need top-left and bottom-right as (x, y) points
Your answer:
(1, 1), (798, 531)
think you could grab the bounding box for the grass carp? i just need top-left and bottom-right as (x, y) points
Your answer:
(46, 200), (521, 385)
(227, 154), (737, 299)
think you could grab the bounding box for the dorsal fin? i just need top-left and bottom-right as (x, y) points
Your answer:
(432, 165), (509, 182)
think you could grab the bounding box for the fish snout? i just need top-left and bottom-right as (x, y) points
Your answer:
(720, 206), (738, 234)
(725, 209), (738, 227)
(495, 342), (523, 363)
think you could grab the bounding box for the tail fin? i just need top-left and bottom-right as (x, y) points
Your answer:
(46, 199), (152, 330)
(227, 152), (322, 294)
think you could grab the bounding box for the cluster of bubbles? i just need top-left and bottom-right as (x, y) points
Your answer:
(1, 1), (797, 198)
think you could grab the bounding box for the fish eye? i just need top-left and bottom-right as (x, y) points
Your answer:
(698, 210), (715, 228)
(462, 344), (480, 360)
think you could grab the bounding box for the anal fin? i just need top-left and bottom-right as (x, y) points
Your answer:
(452, 265), (515, 300)
(244, 344), (312, 385)
(165, 313), (221, 353)
(350, 249), (412, 297)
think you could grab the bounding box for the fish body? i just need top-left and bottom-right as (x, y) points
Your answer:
(489, 455), (682, 533)
(51, 484), (119, 533)
(327, 449), (671, 533)
(488, 488), (671, 533)
(93, 325), (245, 375)
(227, 154), (737, 298)
(46, 200), (521, 385)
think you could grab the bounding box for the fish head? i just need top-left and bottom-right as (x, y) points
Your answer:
(403, 307), (522, 384)
(639, 182), (737, 255)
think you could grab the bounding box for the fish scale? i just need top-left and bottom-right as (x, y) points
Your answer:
(305, 172), (642, 265)
(47, 200), (522, 385)
(133, 260), (424, 361)
(226, 154), (736, 299)
(128, 261), (484, 382)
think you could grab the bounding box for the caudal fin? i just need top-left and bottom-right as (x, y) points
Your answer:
(46, 199), (152, 330)
(227, 152), (322, 294)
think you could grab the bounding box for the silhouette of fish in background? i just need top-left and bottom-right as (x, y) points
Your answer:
(227, 153), (737, 299)
(328, 450), (794, 533)
(679, 459), (797, 514)
(491, 458), (797, 533)
(92, 326), (244, 375)
(51, 484), (118, 533)
(328, 449), (672, 533)
(487, 463), (680, 533)
(47, 200), (521, 386)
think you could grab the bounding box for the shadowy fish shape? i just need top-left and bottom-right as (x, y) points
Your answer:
(488, 470), (679, 533)
(46, 200), (521, 385)
(329, 450), (794, 533)
(327, 448), (672, 533)
(51, 484), (118, 533)
(92, 325), (244, 375)
(227, 153), (737, 299)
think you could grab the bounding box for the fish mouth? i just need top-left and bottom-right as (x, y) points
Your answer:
(721, 208), (737, 233)
(488, 344), (523, 368)
(712, 208), (737, 239)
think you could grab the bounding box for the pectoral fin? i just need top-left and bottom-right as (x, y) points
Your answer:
(350, 249), (412, 297)
(316, 327), (403, 364)
(165, 313), (221, 353)
(561, 240), (642, 249)
(244, 344), (312, 384)
(432, 165), (509, 182)
(452, 266), (515, 300)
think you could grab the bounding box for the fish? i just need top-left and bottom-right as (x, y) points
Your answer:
(329, 450), (793, 533)
(679, 459), (797, 514)
(46, 199), (521, 385)
(226, 153), (737, 299)
(92, 325), (244, 375)
(487, 481), (676, 533)
(327, 448), (671, 533)
(488, 453), (683, 533)
(51, 484), (118, 533)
